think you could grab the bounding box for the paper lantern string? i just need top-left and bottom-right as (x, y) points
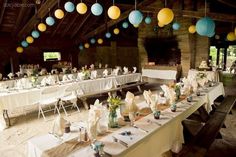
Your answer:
(113, 0), (115, 6)
(204, 0), (207, 16)
(135, 0), (137, 10)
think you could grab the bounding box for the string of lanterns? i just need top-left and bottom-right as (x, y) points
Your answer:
(16, 0), (236, 53)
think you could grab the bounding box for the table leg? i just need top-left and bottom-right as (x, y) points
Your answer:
(197, 105), (210, 122)
(3, 109), (11, 126)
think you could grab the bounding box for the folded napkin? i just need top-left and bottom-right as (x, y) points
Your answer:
(161, 85), (176, 104)
(125, 91), (138, 113)
(39, 68), (47, 75)
(7, 73), (14, 79)
(51, 69), (58, 74)
(68, 74), (74, 80)
(26, 69), (33, 77)
(72, 67), (77, 73)
(90, 70), (97, 79)
(90, 64), (94, 70)
(51, 115), (67, 136)
(77, 72), (85, 81)
(143, 90), (152, 105)
(123, 67), (129, 75)
(132, 67), (137, 73)
(62, 75), (69, 82)
(103, 69), (108, 77)
(113, 68), (119, 76)
(47, 75), (56, 85)
(41, 77), (47, 86)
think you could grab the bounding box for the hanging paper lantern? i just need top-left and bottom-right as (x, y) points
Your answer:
(113, 28), (120, 35)
(235, 27), (236, 35)
(31, 30), (40, 38)
(107, 5), (120, 20)
(188, 25), (196, 34)
(64, 1), (75, 13)
(91, 3), (103, 16)
(145, 16), (152, 24)
(128, 10), (143, 25)
(157, 8), (174, 25)
(122, 22), (129, 29)
(172, 22), (180, 30)
(76, 2), (87, 14)
(196, 17), (215, 36)
(227, 32), (236, 41)
(90, 38), (96, 44)
(158, 22), (164, 27)
(105, 32), (111, 38)
(37, 23), (47, 32)
(54, 9), (64, 19)
(16, 47), (23, 53)
(26, 36), (34, 44)
(79, 44), (84, 50)
(45, 16), (55, 26)
(21, 40), (28, 48)
(84, 43), (90, 48)
(97, 38), (103, 44)
(133, 24), (139, 28)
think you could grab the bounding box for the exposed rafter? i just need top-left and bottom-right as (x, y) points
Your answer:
(60, 13), (79, 37)
(80, 0), (157, 42)
(70, 13), (91, 39)
(0, 0), (8, 25)
(17, 0), (58, 38)
(51, 12), (68, 37)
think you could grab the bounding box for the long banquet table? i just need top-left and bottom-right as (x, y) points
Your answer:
(0, 73), (141, 113)
(187, 69), (220, 82)
(27, 82), (225, 157)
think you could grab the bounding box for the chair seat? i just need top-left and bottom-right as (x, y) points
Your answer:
(61, 94), (77, 101)
(39, 98), (58, 105)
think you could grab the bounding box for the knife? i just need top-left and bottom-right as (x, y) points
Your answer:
(112, 136), (129, 148)
(133, 125), (149, 133)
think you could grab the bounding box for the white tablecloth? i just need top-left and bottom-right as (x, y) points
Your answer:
(187, 69), (220, 82)
(27, 83), (224, 157)
(142, 69), (177, 80)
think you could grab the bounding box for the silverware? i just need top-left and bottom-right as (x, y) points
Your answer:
(133, 125), (149, 133)
(112, 136), (129, 148)
(147, 119), (162, 126)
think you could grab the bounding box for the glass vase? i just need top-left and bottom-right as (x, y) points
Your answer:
(108, 110), (118, 128)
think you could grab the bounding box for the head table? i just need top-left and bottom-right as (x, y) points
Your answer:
(27, 82), (224, 157)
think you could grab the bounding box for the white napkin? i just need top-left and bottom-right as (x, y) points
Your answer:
(103, 69), (108, 77)
(62, 75), (69, 82)
(26, 69), (33, 77)
(72, 67), (77, 73)
(113, 68), (119, 76)
(143, 90), (152, 105)
(39, 68), (47, 75)
(90, 64), (95, 70)
(7, 73), (14, 79)
(47, 75), (56, 85)
(77, 72), (85, 81)
(123, 67), (129, 75)
(90, 70), (97, 79)
(161, 85), (176, 104)
(51, 115), (67, 136)
(132, 67), (137, 73)
(68, 74), (74, 80)
(125, 91), (138, 113)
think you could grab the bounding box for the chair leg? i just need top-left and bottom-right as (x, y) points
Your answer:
(38, 106), (47, 121)
(72, 99), (80, 112)
(61, 101), (69, 116)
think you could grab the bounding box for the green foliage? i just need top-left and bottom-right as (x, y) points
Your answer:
(107, 96), (122, 111)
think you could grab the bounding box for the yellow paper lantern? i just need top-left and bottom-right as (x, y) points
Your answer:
(37, 23), (47, 32)
(16, 46), (23, 53)
(107, 5), (120, 20)
(84, 43), (90, 48)
(158, 22), (165, 27)
(188, 25), (196, 34)
(76, 2), (87, 14)
(26, 36), (34, 44)
(54, 9), (64, 19)
(227, 32), (236, 41)
(234, 27), (236, 35)
(157, 8), (174, 25)
(97, 38), (103, 44)
(133, 24), (139, 28)
(113, 28), (120, 35)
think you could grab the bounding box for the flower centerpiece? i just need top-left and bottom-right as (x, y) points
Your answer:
(81, 67), (91, 80)
(174, 83), (181, 100)
(107, 95), (122, 128)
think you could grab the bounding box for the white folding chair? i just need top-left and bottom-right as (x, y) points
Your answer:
(38, 86), (60, 121)
(59, 85), (80, 116)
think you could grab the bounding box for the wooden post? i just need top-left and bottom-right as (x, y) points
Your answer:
(216, 47), (220, 66)
(223, 47), (228, 70)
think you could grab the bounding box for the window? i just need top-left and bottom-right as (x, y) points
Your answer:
(43, 52), (61, 61)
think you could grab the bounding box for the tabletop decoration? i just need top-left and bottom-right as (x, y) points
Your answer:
(107, 95), (122, 128)
(170, 102), (177, 112)
(91, 140), (105, 157)
(187, 96), (193, 102)
(174, 83), (181, 100)
(51, 115), (68, 137)
(196, 72), (208, 86)
(154, 110), (161, 119)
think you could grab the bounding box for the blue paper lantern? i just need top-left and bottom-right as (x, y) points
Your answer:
(64, 1), (75, 13)
(207, 31), (215, 38)
(21, 40), (28, 48)
(145, 16), (152, 24)
(31, 30), (40, 38)
(91, 3), (103, 16)
(196, 17), (215, 36)
(122, 22), (129, 29)
(45, 16), (55, 26)
(105, 32), (111, 38)
(90, 38), (96, 44)
(128, 10), (143, 25)
(172, 22), (180, 30)
(79, 44), (84, 50)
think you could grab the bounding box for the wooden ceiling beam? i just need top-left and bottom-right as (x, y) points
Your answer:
(51, 12), (68, 37)
(0, 0), (8, 25)
(217, 0), (236, 8)
(60, 13), (79, 37)
(17, 0), (58, 38)
(81, 0), (157, 41)
(70, 13), (91, 39)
